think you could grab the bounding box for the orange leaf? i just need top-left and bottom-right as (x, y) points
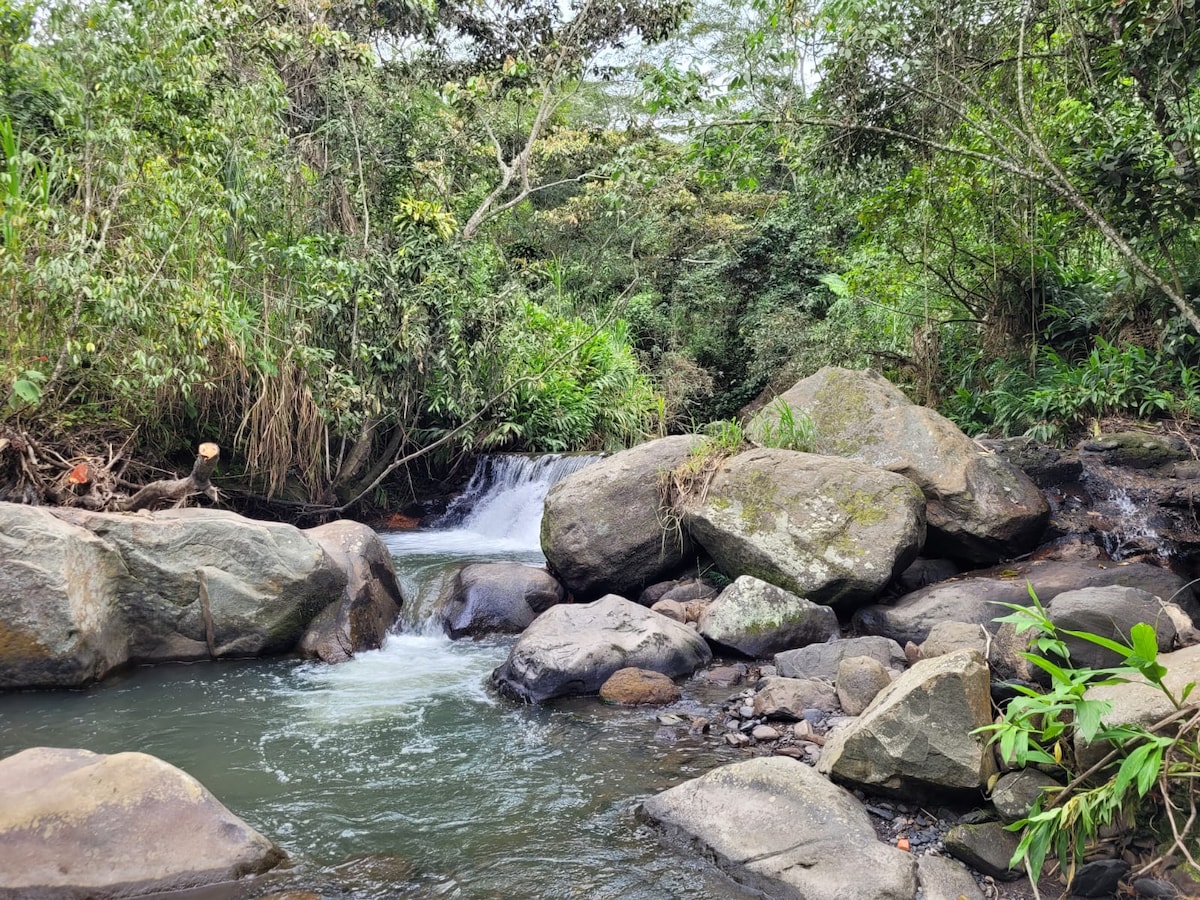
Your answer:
(66, 463), (89, 485)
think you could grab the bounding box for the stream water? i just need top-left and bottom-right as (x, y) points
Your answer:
(0, 455), (750, 899)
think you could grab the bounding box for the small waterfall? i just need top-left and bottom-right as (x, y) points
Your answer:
(1097, 485), (1167, 562)
(436, 453), (601, 546)
(383, 452), (601, 627)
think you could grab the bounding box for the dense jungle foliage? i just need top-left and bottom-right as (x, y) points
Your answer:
(1, 0), (1198, 508)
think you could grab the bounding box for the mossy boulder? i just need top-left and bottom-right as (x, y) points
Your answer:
(540, 435), (702, 600)
(753, 367), (1049, 563)
(681, 449), (926, 610)
(698, 575), (838, 658)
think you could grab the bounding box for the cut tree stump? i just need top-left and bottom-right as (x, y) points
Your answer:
(116, 442), (220, 512)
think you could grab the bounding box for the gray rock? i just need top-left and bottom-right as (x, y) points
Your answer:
(682, 449), (926, 609)
(992, 769), (1062, 823)
(836, 656), (892, 716)
(776, 636), (907, 681)
(917, 854), (986, 900)
(490, 594), (712, 702)
(639, 757), (917, 900)
(819, 650), (996, 798)
(753, 367), (1048, 562)
(853, 559), (1189, 646)
(436, 562), (563, 639)
(0, 747), (284, 897)
(1079, 431), (1191, 469)
(650, 598), (687, 623)
(699, 576), (838, 658)
(754, 675), (840, 718)
(0, 504), (344, 689)
(944, 821), (1022, 880)
(920, 621), (990, 660)
(298, 520), (403, 662)
(1049, 586), (1176, 669)
(540, 436), (701, 599)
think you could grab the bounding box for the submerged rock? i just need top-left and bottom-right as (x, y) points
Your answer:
(436, 562), (563, 639)
(540, 435), (701, 600)
(490, 594), (711, 703)
(698, 575), (838, 658)
(0, 503), (344, 689)
(0, 747), (284, 897)
(639, 756), (917, 900)
(682, 449), (926, 610)
(299, 519), (403, 663)
(754, 367), (1049, 563)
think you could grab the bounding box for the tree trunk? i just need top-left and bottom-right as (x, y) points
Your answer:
(116, 443), (220, 512)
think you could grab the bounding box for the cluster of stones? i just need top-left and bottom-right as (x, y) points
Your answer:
(436, 367), (1199, 900)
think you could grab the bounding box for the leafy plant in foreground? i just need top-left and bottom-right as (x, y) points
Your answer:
(977, 589), (1200, 893)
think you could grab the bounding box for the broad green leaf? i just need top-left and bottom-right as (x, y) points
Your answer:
(1073, 698), (1111, 744)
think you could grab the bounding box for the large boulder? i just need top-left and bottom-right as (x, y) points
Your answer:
(818, 649), (996, 798)
(435, 562), (563, 639)
(853, 559), (1189, 646)
(0, 747), (284, 897)
(681, 449), (926, 610)
(754, 367), (1049, 562)
(698, 575), (838, 658)
(638, 756), (917, 900)
(490, 594), (711, 703)
(298, 520), (403, 663)
(540, 436), (701, 600)
(0, 504), (344, 689)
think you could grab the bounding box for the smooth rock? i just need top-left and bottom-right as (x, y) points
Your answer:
(753, 367), (1049, 562)
(920, 621), (990, 661)
(599, 667), (682, 705)
(1049, 586), (1176, 669)
(917, 854), (986, 900)
(0, 504), (343, 689)
(836, 655), (892, 716)
(0, 747), (284, 897)
(682, 449), (926, 609)
(650, 598), (687, 623)
(853, 559), (1188, 646)
(541, 436), (701, 599)
(699, 575), (838, 658)
(776, 636), (907, 681)
(436, 562), (563, 639)
(491, 595), (711, 702)
(639, 757), (917, 900)
(754, 675), (840, 719)
(298, 520), (403, 662)
(819, 650), (996, 798)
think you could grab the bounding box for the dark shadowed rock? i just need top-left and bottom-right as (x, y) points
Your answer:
(754, 367), (1049, 562)
(819, 650), (996, 798)
(698, 575), (838, 658)
(435, 562), (563, 639)
(776, 636), (907, 681)
(853, 559), (1188, 646)
(540, 436), (701, 600)
(491, 595), (711, 702)
(298, 520), (403, 662)
(682, 449), (926, 610)
(0, 747), (284, 898)
(639, 757), (917, 900)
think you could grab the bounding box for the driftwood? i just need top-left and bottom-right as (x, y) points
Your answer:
(115, 442), (220, 512)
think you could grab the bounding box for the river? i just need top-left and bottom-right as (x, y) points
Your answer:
(0, 455), (751, 899)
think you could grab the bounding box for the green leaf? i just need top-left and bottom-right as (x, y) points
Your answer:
(1062, 628), (1130, 656)
(12, 378), (41, 404)
(1073, 698), (1111, 744)
(1129, 623), (1160, 663)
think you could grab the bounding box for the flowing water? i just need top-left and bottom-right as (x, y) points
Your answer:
(0, 455), (749, 899)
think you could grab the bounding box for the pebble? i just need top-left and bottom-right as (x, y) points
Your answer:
(723, 732), (750, 748)
(751, 725), (780, 741)
(738, 704), (755, 718)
